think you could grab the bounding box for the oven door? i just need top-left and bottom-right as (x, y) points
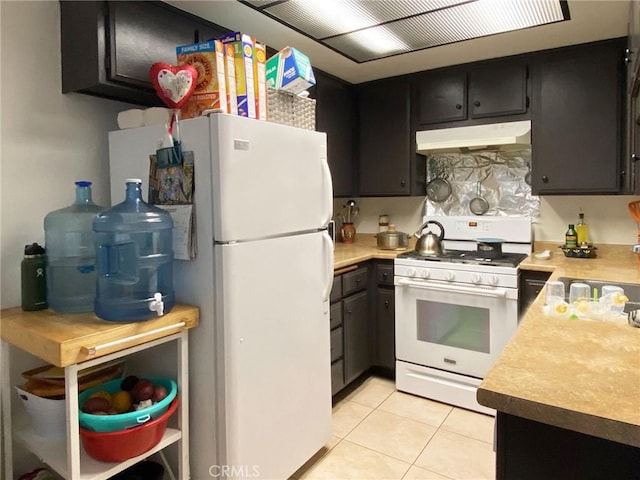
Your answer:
(395, 277), (518, 379)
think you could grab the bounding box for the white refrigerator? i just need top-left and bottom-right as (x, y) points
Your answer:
(109, 113), (334, 479)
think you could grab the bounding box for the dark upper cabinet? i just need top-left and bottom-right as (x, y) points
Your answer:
(415, 70), (467, 125)
(314, 71), (357, 197)
(414, 61), (528, 127)
(468, 63), (528, 119)
(531, 39), (625, 194)
(358, 76), (423, 196)
(60, 1), (227, 106)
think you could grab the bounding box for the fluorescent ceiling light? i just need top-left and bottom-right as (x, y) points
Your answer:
(239, 0), (570, 62)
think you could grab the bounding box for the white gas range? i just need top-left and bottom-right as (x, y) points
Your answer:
(394, 216), (532, 415)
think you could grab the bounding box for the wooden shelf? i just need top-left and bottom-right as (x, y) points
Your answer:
(0, 304), (199, 367)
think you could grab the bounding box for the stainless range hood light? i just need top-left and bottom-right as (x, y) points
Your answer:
(416, 120), (531, 154)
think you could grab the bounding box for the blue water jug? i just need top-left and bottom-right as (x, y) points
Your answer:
(44, 181), (104, 313)
(93, 178), (175, 322)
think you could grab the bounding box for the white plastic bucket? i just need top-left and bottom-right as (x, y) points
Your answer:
(15, 387), (66, 438)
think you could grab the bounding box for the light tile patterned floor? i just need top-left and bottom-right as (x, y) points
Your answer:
(292, 376), (496, 480)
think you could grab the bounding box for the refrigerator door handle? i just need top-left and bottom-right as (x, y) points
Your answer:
(321, 231), (334, 301)
(321, 157), (333, 226)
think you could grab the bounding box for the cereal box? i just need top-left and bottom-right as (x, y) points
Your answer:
(266, 47), (316, 95)
(176, 40), (228, 119)
(223, 43), (238, 115)
(220, 32), (256, 118)
(253, 41), (267, 120)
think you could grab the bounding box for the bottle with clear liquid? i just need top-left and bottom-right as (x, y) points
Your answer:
(576, 213), (589, 246)
(44, 181), (104, 312)
(93, 178), (175, 322)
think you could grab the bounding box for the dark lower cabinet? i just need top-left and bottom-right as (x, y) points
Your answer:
(343, 291), (370, 384)
(531, 38), (625, 194)
(60, 1), (227, 105)
(373, 261), (395, 374)
(375, 288), (395, 371)
(518, 270), (551, 317)
(330, 265), (370, 395)
(496, 412), (640, 480)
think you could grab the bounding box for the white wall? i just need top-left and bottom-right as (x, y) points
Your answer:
(336, 194), (640, 245)
(1, 1), (132, 474)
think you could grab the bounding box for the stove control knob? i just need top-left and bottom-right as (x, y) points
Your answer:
(406, 267), (417, 277)
(470, 274), (481, 284)
(444, 271), (455, 282)
(419, 269), (431, 279)
(488, 275), (499, 286)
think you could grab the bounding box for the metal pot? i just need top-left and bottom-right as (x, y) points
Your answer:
(377, 225), (408, 250)
(476, 238), (504, 259)
(414, 220), (445, 256)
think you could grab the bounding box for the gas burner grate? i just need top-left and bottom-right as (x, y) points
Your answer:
(397, 250), (528, 268)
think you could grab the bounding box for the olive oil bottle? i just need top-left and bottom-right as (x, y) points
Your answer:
(576, 213), (589, 246)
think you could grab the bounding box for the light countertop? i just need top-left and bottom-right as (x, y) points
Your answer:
(333, 237), (640, 447)
(333, 234), (411, 270)
(478, 244), (640, 447)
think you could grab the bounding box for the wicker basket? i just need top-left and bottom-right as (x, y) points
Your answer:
(267, 88), (316, 131)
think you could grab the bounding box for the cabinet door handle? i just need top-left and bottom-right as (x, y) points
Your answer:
(356, 278), (361, 284)
(347, 309), (352, 315)
(400, 180), (407, 187)
(384, 300), (390, 307)
(542, 175), (549, 183)
(474, 100), (481, 107)
(455, 103), (462, 110)
(382, 273), (388, 279)
(626, 48), (632, 64)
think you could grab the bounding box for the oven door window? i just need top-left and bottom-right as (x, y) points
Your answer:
(417, 300), (490, 353)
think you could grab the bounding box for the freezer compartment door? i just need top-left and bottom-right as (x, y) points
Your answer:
(215, 231), (333, 479)
(210, 114), (332, 242)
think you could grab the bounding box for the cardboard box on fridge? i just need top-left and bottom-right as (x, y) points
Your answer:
(222, 43), (238, 115)
(253, 41), (267, 120)
(266, 46), (316, 95)
(176, 40), (228, 119)
(220, 32), (256, 118)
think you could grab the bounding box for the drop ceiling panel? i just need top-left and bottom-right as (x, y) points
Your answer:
(239, 0), (569, 63)
(263, 0), (468, 38)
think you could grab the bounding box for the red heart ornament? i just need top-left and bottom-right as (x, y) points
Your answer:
(150, 62), (198, 109)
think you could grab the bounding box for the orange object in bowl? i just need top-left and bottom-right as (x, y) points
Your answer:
(79, 398), (178, 462)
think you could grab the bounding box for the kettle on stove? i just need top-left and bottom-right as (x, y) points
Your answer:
(414, 220), (445, 256)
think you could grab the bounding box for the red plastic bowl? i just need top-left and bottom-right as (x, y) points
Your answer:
(80, 398), (178, 462)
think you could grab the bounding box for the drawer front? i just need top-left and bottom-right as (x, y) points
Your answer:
(343, 267), (368, 296)
(330, 302), (343, 330)
(330, 276), (342, 303)
(330, 327), (344, 362)
(376, 264), (394, 286)
(331, 359), (345, 396)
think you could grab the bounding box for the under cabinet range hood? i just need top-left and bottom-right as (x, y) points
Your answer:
(416, 121), (531, 154)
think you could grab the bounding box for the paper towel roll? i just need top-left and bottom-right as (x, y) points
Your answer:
(144, 107), (171, 126)
(117, 109), (144, 129)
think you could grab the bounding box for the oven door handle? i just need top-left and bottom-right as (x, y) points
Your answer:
(395, 278), (508, 298)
